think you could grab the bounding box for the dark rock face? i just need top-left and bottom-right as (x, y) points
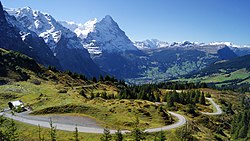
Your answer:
(0, 2), (6, 23)
(0, 5), (32, 58)
(93, 51), (143, 79)
(55, 36), (103, 77)
(22, 33), (62, 69)
(217, 46), (237, 60)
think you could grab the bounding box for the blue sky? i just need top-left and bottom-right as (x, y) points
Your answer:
(1, 0), (250, 45)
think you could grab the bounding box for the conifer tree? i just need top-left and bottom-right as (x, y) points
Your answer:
(92, 77), (97, 83)
(158, 130), (166, 141)
(49, 118), (57, 141)
(167, 93), (174, 107)
(9, 119), (18, 141)
(104, 75), (111, 82)
(226, 103), (234, 115)
(199, 92), (206, 105)
(237, 125), (248, 138)
(74, 125), (79, 141)
(194, 91), (200, 103)
(100, 127), (112, 141)
(99, 75), (104, 82)
(131, 117), (145, 141)
(115, 129), (123, 141)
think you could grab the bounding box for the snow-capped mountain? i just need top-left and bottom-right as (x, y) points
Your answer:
(61, 15), (142, 78)
(134, 39), (250, 52)
(62, 15), (138, 55)
(0, 2), (61, 69)
(134, 39), (169, 50)
(134, 40), (202, 50)
(207, 41), (250, 49)
(0, 3), (32, 58)
(5, 6), (103, 77)
(170, 41), (199, 47)
(60, 19), (97, 40)
(5, 7), (81, 51)
(85, 15), (138, 54)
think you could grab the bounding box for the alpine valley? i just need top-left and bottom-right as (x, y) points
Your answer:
(1, 1), (250, 141)
(1, 3), (250, 84)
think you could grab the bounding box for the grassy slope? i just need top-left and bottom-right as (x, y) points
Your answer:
(0, 80), (169, 130)
(2, 80), (244, 140)
(179, 54), (250, 86)
(179, 69), (250, 86)
(16, 121), (101, 141)
(15, 119), (183, 141)
(12, 88), (243, 141)
(1, 48), (246, 140)
(0, 48), (171, 131)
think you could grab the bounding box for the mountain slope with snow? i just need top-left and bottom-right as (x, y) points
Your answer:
(60, 19), (97, 40)
(134, 39), (169, 50)
(134, 40), (203, 50)
(0, 2), (61, 69)
(5, 6), (103, 77)
(5, 7), (82, 51)
(62, 15), (138, 55)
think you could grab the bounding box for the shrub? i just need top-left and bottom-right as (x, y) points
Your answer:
(31, 79), (41, 85)
(58, 89), (67, 93)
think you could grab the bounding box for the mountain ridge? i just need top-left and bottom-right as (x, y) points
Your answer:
(62, 15), (138, 55)
(0, 2), (61, 69)
(5, 6), (103, 77)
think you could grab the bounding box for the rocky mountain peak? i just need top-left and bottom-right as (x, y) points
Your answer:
(0, 1), (6, 23)
(83, 15), (137, 54)
(101, 15), (115, 24)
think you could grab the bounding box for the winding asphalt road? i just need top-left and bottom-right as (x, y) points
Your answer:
(145, 112), (186, 132)
(201, 98), (223, 115)
(0, 98), (222, 134)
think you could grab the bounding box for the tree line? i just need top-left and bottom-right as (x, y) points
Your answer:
(231, 96), (250, 140)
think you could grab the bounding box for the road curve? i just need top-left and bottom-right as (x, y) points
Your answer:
(201, 98), (223, 115)
(0, 111), (186, 134)
(1, 112), (122, 134)
(0, 98), (222, 134)
(145, 112), (186, 132)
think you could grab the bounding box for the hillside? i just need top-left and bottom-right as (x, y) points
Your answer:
(0, 48), (42, 82)
(0, 48), (174, 131)
(1, 48), (250, 140)
(181, 54), (250, 92)
(199, 54), (250, 75)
